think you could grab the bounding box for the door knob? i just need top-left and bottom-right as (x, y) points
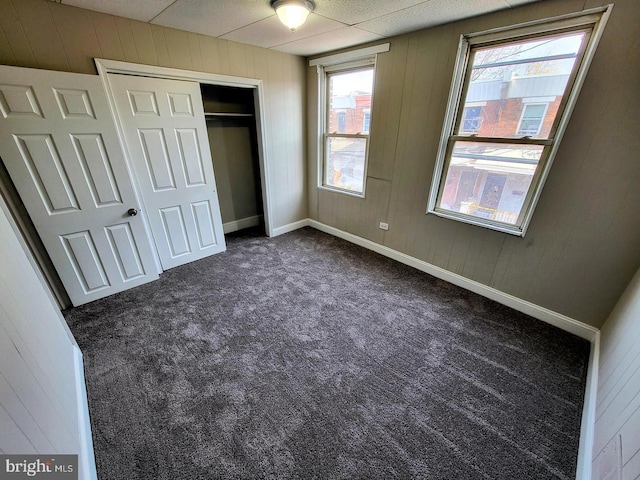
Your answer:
(127, 208), (138, 216)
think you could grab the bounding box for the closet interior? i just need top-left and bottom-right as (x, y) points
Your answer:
(200, 84), (264, 236)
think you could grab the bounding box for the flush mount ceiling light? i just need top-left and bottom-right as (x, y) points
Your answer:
(271, 0), (315, 32)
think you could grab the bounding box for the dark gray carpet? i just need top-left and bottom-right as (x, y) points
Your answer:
(64, 227), (590, 480)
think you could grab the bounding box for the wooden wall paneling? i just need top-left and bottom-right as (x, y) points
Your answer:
(217, 38), (231, 74)
(0, 373), (53, 453)
(0, 401), (37, 454)
(199, 35), (221, 74)
(306, 64), (320, 219)
(164, 27), (193, 71)
(0, 1), (37, 68)
(0, 24), (16, 66)
(49, 4), (101, 73)
(362, 178), (392, 244)
(367, 36), (409, 181)
(188, 33), (203, 72)
(113, 17), (140, 64)
(265, 50), (288, 227)
(206, 118), (261, 223)
(386, 26), (456, 264)
(459, 228), (506, 286)
(285, 54), (307, 223)
(12, 0), (69, 71)
(0, 261), (78, 413)
(150, 25), (171, 68)
(381, 34), (420, 257)
(228, 41), (248, 78)
(90, 12), (126, 63)
(244, 45), (257, 79)
(129, 21), (157, 66)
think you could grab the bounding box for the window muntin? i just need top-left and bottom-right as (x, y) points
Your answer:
(428, 7), (610, 235)
(323, 66), (374, 195)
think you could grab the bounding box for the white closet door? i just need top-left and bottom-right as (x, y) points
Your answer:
(0, 65), (159, 306)
(109, 74), (226, 270)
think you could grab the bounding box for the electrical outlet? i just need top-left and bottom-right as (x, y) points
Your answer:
(379, 222), (389, 231)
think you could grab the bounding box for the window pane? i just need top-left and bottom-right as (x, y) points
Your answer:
(328, 69), (374, 135)
(517, 104), (547, 135)
(457, 32), (586, 139)
(438, 141), (543, 224)
(325, 137), (367, 193)
(461, 106), (482, 132)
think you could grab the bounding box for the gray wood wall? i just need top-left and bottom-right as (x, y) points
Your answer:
(593, 267), (640, 479)
(0, 0), (307, 231)
(307, 0), (640, 328)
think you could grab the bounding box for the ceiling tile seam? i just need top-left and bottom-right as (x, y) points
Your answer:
(312, 0), (435, 27)
(340, 0), (437, 36)
(268, 26), (387, 50)
(311, 12), (357, 27)
(148, 0), (180, 23)
(263, 22), (350, 49)
(218, 14), (281, 39)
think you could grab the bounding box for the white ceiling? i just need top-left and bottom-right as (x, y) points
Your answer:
(60, 0), (542, 56)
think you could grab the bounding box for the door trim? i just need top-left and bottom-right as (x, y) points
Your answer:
(95, 59), (274, 239)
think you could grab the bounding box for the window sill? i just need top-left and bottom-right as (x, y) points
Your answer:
(318, 185), (365, 199)
(427, 208), (526, 237)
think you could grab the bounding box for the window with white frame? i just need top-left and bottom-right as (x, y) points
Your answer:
(311, 44), (389, 196)
(428, 7), (611, 236)
(517, 103), (548, 136)
(322, 65), (374, 194)
(362, 109), (371, 134)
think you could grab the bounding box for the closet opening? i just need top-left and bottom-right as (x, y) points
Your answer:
(200, 84), (265, 237)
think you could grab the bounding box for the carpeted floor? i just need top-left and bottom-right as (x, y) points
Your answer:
(64, 227), (590, 480)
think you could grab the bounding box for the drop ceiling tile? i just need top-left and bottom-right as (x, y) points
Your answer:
(356, 0), (511, 37)
(313, 0), (428, 25)
(221, 13), (346, 49)
(61, 0), (174, 22)
(151, 0), (275, 37)
(272, 27), (386, 57)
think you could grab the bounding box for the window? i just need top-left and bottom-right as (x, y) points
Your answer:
(311, 44), (389, 196)
(362, 109), (371, 134)
(517, 103), (548, 136)
(337, 111), (346, 133)
(428, 7), (611, 235)
(321, 66), (374, 194)
(461, 106), (482, 133)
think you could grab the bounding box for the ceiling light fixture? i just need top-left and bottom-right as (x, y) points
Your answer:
(271, 0), (315, 32)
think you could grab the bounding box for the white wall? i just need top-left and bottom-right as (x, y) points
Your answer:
(593, 267), (640, 480)
(0, 198), (96, 478)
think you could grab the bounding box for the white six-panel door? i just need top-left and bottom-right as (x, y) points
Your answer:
(0, 65), (159, 306)
(109, 74), (226, 270)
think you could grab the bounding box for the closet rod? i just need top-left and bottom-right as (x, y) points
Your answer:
(204, 112), (254, 118)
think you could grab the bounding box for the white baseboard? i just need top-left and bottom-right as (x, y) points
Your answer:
(233, 217), (600, 479)
(308, 219), (598, 341)
(223, 215), (263, 234)
(576, 331), (599, 480)
(74, 346), (97, 480)
(270, 218), (310, 237)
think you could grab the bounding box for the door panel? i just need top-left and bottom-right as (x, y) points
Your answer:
(0, 65), (159, 306)
(109, 74), (226, 270)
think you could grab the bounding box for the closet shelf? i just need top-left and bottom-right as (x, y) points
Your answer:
(205, 112), (254, 117)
